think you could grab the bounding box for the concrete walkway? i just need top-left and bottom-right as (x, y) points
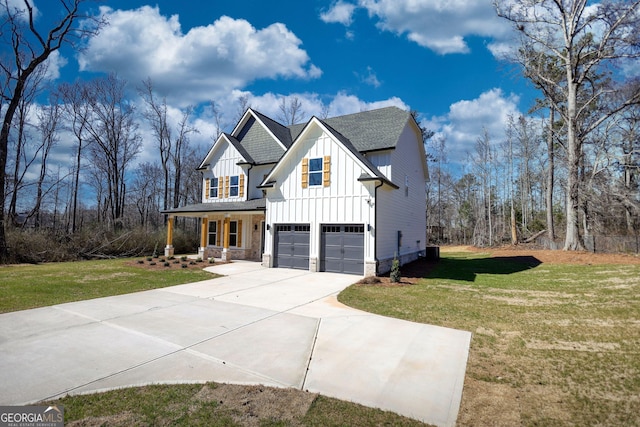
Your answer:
(0, 261), (471, 427)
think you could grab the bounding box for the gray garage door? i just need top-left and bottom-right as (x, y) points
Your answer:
(320, 224), (365, 275)
(274, 224), (310, 270)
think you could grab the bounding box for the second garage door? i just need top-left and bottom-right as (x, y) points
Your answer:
(320, 224), (365, 275)
(274, 224), (310, 270)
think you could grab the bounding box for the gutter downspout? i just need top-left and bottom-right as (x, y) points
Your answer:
(246, 163), (254, 200)
(374, 180), (384, 274)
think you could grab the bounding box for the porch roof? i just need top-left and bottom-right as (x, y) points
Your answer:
(162, 199), (266, 217)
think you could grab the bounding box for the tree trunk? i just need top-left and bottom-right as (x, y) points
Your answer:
(563, 82), (585, 250)
(546, 107), (556, 241)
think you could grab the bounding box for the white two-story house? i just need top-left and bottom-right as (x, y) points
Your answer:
(163, 106), (429, 276)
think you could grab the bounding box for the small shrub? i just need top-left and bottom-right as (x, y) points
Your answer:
(173, 259), (180, 264)
(195, 257), (203, 263)
(146, 257), (153, 262)
(159, 258), (165, 263)
(149, 261), (156, 266)
(181, 264), (188, 269)
(137, 259), (144, 264)
(189, 261), (195, 265)
(390, 257), (401, 283)
(208, 257), (215, 264)
(180, 256), (188, 262)
(168, 255), (175, 260)
(163, 262), (170, 267)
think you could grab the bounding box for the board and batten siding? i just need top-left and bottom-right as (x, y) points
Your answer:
(264, 125), (376, 271)
(202, 140), (246, 203)
(374, 121), (427, 270)
(248, 164), (274, 200)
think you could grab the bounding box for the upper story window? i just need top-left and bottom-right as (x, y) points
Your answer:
(229, 175), (239, 197)
(209, 177), (219, 198)
(309, 158), (323, 186)
(302, 156), (330, 188)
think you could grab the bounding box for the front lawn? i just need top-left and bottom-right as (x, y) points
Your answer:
(0, 258), (217, 313)
(340, 248), (640, 426)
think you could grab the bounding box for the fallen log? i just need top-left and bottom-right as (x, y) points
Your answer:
(523, 229), (547, 244)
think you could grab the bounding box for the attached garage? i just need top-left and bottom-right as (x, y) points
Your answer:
(320, 224), (365, 275)
(274, 224), (310, 270)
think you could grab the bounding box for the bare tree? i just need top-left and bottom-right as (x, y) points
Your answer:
(172, 106), (198, 209)
(139, 78), (172, 214)
(57, 80), (92, 232)
(472, 128), (496, 246)
(84, 74), (141, 229)
(495, 0), (640, 250)
(209, 100), (224, 140)
(505, 116), (519, 244)
(234, 94), (250, 123)
(131, 162), (163, 229)
(278, 95), (306, 125)
(30, 96), (62, 227)
(0, 0), (105, 261)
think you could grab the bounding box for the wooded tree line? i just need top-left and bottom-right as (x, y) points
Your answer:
(1, 0), (639, 262)
(426, 108), (640, 249)
(426, 0), (640, 251)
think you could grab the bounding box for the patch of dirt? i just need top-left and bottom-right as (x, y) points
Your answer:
(457, 378), (522, 426)
(525, 339), (620, 352)
(67, 412), (142, 427)
(195, 384), (317, 426)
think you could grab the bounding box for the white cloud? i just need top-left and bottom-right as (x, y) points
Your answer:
(357, 66), (381, 88)
(1, 0), (38, 19)
(213, 90), (409, 124)
(424, 88), (521, 168)
(42, 50), (67, 80)
(322, 0), (513, 55)
(78, 6), (321, 106)
(320, 1), (357, 25)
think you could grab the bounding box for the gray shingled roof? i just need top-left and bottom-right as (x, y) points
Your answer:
(224, 133), (254, 164)
(290, 106), (411, 152)
(231, 106), (411, 166)
(253, 110), (293, 148)
(320, 120), (397, 188)
(235, 115), (285, 164)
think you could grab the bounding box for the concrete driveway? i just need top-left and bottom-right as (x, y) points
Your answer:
(0, 261), (471, 427)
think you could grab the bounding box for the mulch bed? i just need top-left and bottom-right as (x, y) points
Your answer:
(125, 257), (224, 271)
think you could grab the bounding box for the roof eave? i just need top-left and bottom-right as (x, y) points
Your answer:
(357, 175), (399, 189)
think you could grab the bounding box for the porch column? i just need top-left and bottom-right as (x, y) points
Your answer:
(222, 215), (231, 262)
(164, 216), (175, 257)
(198, 217), (208, 259)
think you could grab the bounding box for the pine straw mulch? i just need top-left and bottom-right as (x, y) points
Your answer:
(125, 257), (230, 271)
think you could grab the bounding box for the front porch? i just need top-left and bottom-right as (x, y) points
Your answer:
(162, 199), (266, 263)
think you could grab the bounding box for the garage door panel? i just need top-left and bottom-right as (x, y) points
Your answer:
(274, 224), (309, 270)
(343, 247), (363, 260)
(320, 224), (364, 275)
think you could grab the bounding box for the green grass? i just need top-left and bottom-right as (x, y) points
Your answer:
(48, 383), (426, 427)
(0, 258), (217, 313)
(339, 251), (640, 426)
(8, 252), (640, 425)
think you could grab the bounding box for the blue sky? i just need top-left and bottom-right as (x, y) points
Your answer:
(36, 0), (538, 170)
